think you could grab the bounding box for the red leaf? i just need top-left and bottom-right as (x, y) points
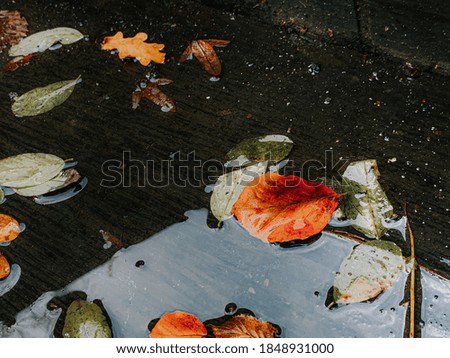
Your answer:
(133, 78), (176, 112)
(0, 251), (10, 280)
(0, 214), (20, 243)
(232, 172), (341, 243)
(0, 10), (28, 52)
(149, 311), (207, 338)
(4, 54), (33, 72)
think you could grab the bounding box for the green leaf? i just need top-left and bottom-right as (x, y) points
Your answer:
(0, 188), (4, 204)
(14, 169), (80, 197)
(333, 240), (406, 304)
(9, 27), (84, 56)
(0, 153), (65, 188)
(210, 162), (267, 223)
(338, 160), (394, 239)
(12, 76), (81, 117)
(62, 300), (112, 338)
(225, 135), (294, 167)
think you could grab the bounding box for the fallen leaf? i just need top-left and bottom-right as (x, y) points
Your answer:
(3, 54), (32, 71)
(225, 134), (293, 168)
(337, 160), (394, 239)
(0, 214), (20, 243)
(134, 78), (176, 112)
(150, 311), (207, 338)
(62, 299), (112, 338)
(333, 240), (407, 304)
(0, 252), (10, 280)
(210, 162), (267, 223)
(100, 230), (124, 250)
(179, 39), (230, 77)
(0, 10), (28, 52)
(34, 176), (88, 205)
(0, 188), (4, 204)
(14, 169), (80, 197)
(232, 172), (341, 243)
(206, 314), (279, 338)
(9, 27), (83, 56)
(101, 32), (165, 66)
(11, 76), (81, 117)
(0, 153), (65, 188)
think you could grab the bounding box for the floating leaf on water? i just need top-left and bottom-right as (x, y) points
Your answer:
(0, 251), (10, 279)
(14, 169), (80, 197)
(136, 78), (176, 112)
(206, 314), (279, 338)
(9, 27), (84, 56)
(0, 10), (28, 52)
(0, 214), (21, 243)
(12, 76), (81, 117)
(333, 240), (406, 305)
(149, 311), (207, 338)
(179, 39), (230, 77)
(210, 162), (267, 223)
(225, 135), (294, 168)
(101, 32), (165, 66)
(3, 54), (33, 72)
(232, 172), (341, 243)
(338, 160), (394, 239)
(34, 176), (88, 205)
(62, 299), (112, 338)
(0, 153), (65, 188)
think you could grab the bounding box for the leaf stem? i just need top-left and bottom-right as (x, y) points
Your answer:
(404, 204), (416, 338)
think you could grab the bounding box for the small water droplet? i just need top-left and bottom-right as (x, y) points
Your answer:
(419, 320), (425, 328)
(225, 302), (237, 314)
(314, 291), (320, 297)
(390, 307), (395, 312)
(135, 260), (145, 268)
(19, 223), (26, 232)
(433, 295), (439, 301)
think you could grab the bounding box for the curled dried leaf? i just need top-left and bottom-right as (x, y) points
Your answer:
(149, 311), (207, 338)
(101, 32), (165, 66)
(207, 314), (279, 338)
(139, 78), (176, 112)
(0, 10), (28, 52)
(179, 39), (230, 77)
(0, 252), (10, 280)
(0, 214), (20, 243)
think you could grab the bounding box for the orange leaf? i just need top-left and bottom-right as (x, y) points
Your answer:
(232, 172), (340, 243)
(3, 54), (32, 72)
(0, 214), (20, 243)
(133, 78), (176, 112)
(179, 39), (230, 77)
(0, 252), (10, 280)
(0, 10), (28, 52)
(101, 32), (165, 66)
(150, 311), (207, 338)
(207, 314), (278, 338)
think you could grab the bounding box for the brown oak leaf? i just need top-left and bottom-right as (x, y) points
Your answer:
(132, 78), (176, 112)
(101, 32), (165, 66)
(179, 39), (230, 77)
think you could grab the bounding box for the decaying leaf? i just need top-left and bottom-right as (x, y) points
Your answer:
(338, 160), (394, 239)
(100, 230), (124, 250)
(179, 39), (230, 77)
(0, 214), (20, 243)
(0, 10), (28, 52)
(333, 240), (407, 304)
(206, 314), (279, 338)
(101, 32), (165, 66)
(9, 27), (83, 56)
(11, 76), (81, 117)
(34, 176), (88, 205)
(225, 135), (293, 168)
(62, 299), (112, 338)
(3, 54), (33, 71)
(0, 153), (65, 188)
(150, 311), (207, 338)
(133, 78), (176, 112)
(0, 252), (10, 280)
(14, 169), (80, 197)
(211, 162), (267, 222)
(232, 172), (341, 243)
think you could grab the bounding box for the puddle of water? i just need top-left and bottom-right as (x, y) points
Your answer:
(0, 209), (448, 337)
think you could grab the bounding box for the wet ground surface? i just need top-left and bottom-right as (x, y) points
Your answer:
(0, 0), (449, 327)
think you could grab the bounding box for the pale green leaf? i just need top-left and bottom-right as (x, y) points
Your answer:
(0, 153), (65, 188)
(62, 300), (112, 338)
(12, 76), (81, 117)
(9, 27), (84, 56)
(333, 240), (406, 304)
(14, 168), (80, 197)
(211, 162), (267, 222)
(0, 188), (4, 204)
(225, 135), (294, 167)
(338, 160), (394, 239)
